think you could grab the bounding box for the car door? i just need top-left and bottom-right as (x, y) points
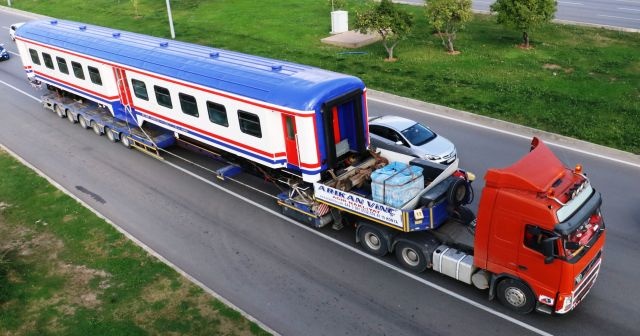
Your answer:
(370, 125), (414, 156)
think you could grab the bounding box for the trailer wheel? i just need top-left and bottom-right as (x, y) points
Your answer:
(395, 241), (428, 273)
(358, 225), (388, 257)
(91, 122), (102, 136)
(55, 105), (66, 118)
(66, 110), (76, 124)
(121, 134), (132, 149)
(105, 127), (118, 143)
(497, 278), (535, 314)
(79, 116), (90, 129)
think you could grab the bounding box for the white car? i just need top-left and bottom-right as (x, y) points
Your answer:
(369, 115), (457, 165)
(9, 22), (25, 41)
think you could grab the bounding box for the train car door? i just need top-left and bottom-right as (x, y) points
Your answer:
(281, 114), (299, 167)
(322, 90), (366, 169)
(112, 66), (136, 124)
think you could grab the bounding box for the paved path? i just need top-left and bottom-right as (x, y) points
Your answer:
(398, 0), (640, 31)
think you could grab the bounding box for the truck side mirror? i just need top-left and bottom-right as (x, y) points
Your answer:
(542, 236), (559, 264)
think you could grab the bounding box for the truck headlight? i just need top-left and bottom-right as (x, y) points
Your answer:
(425, 154), (441, 161)
(556, 294), (574, 314)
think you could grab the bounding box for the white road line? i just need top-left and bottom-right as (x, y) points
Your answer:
(163, 160), (555, 336)
(0, 144), (281, 336)
(598, 14), (640, 21)
(0, 78), (41, 103)
(8, 50), (20, 56)
(618, 7), (640, 11)
(617, 0), (640, 3)
(558, 1), (584, 5)
(367, 96), (640, 169)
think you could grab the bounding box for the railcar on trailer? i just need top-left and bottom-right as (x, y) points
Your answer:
(15, 19), (369, 183)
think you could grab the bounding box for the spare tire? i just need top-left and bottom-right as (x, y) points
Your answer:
(447, 178), (468, 206)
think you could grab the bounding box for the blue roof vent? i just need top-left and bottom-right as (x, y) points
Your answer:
(271, 65), (283, 72)
(50, 20), (58, 25)
(79, 25), (87, 31)
(159, 42), (169, 48)
(112, 32), (121, 38)
(209, 52), (220, 58)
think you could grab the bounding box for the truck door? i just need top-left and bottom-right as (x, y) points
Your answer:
(517, 224), (563, 303)
(281, 114), (299, 167)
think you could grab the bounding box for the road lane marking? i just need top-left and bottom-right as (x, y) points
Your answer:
(558, 1), (583, 5)
(598, 14), (640, 21)
(618, 7), (640, 11)
(0, 78), (41, 103)
(367, 96), (640, 169)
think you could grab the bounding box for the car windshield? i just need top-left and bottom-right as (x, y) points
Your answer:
(562, 209), (604, 262)
(401, 123), (436, 146)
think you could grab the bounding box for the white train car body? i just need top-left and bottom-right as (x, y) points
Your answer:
(15, 20), (369, 182)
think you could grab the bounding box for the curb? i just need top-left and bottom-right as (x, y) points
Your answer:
(367, 89), (640, 168)
(0, 5), (51, 20)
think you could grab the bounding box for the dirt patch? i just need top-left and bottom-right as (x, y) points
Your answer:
(543, 63), (562, 70)
(62, 214), (76, 223)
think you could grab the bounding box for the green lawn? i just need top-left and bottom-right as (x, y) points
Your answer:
(0, 149), (270, 336)
(9, 0), (640, 153)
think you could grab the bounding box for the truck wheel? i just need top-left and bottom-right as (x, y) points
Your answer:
(91, 122), (102, 136)
(358, 225), (388, 257)
(66, 110), (76, 124)
(395, 241), (428, 273)
(55, 105), (66, 118)
(121, 134), (132, 149)
(105, 127), (118, 143)
(497, 278), (535, 314)
(79, 116), (89, 129)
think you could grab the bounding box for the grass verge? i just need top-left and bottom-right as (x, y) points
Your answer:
(8, 0), (640, 153)
(0, 149), (270, 335)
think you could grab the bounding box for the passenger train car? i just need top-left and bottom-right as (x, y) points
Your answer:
(15, 19), (369, 182)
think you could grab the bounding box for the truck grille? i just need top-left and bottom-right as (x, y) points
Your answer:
(572, 251), (602, 308)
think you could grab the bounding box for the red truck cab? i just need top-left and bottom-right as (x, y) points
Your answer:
(474, 138), (605, 314)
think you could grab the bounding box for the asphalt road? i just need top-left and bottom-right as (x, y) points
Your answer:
(2, 9), (640, 336)
(399, 0), (640, 30)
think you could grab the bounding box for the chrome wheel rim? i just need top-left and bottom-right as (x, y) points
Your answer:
(505, 287), (527, 307)
(364, 232), (381, 251)
(401, 247), (420, 267)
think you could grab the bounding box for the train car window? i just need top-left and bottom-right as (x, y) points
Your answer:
(154, 86), (173, 109)
(88, 66), (102, 85)
(179, 93), (199, 117)
(71, 61), (85, 80)
(56, 57), (69, 75)
(131, 79), (148, 100)
(28, 49), (41, 65)
(238, 110), (262, 138)
(42, 53), (54, 70)
(206, 101), (228, 127)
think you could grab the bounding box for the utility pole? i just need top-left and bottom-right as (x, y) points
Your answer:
(165, 0), (175, 39)
(8, 0), (12, 7)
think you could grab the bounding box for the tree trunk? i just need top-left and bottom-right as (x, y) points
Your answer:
(446, 35), (455, 53)
(523, 31), (530, 48)
(383, 40), (397, 60)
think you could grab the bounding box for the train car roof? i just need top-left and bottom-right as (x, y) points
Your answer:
(17, 19), (365, 111)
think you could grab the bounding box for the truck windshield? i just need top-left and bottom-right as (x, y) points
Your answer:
(562, 209), (604, 262)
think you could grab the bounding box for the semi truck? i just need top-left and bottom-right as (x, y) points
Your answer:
(16, 19), (605, 315)
(278, 137), (605, 315)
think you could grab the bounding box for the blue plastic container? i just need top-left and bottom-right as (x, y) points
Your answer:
(371, 162), (424, 208)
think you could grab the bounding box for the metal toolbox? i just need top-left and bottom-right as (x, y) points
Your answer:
(433, 245), (476, 284)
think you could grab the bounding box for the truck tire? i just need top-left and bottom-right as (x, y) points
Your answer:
(105, 127), (118, 142)
(497, 278), (535, 314)
(395, 241), (428, 273)
(79, 116), (90, 129)
(91, 121), (102, 136)
(121, 134), (132, 149)
(55, 105), (66, 118)
(66, 110), (76, 124)
(357, 225), (388, 257)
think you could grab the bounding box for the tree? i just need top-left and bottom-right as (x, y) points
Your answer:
(490, 0), (557, 48)
(425, 0), (473, 54)
(354, 0), (413, 61)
